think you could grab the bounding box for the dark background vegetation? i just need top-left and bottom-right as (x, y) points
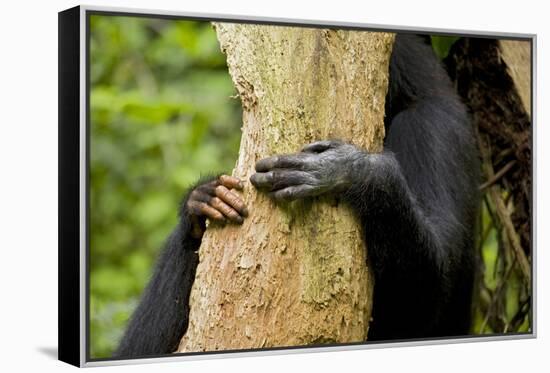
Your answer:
(89, 16), (531, 358)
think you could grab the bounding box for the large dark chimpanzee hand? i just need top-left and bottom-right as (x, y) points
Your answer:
(186, 175), (249, 238)
(250, 140), (367, 202)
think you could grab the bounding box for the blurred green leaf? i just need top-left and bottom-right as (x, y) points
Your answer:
(89, 14), (241, 358)
(431, 36), (460, 59)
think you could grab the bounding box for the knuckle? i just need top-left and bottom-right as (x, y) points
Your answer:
(187, 201), (199, 213)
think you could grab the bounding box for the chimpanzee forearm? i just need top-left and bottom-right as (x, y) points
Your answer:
(250, 96), (477, 339)
(346, 96), (478, 339)
(342, 151), (450, 338)
(343, 152), (444, 276)
(114, 187), (203, 358)
(116, 174), (249, 357)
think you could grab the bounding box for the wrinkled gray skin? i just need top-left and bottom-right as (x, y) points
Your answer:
(250, 140), (367, 201)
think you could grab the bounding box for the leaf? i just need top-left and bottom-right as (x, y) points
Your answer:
(431, 36), (460, 59)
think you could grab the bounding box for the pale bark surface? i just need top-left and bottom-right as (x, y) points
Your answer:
(499, 40), (532, 117)
(178, 23), (394, 352)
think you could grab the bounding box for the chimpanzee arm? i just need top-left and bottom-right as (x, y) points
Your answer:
(114, 187), (202, 358)
(346, 96), (479, 339)
(363, 35), (480, 339)
(115, 175), (248, 358)
(250, 102), (478, 340)
(250, 35), (479, 340)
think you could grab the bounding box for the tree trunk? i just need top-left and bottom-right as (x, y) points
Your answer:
(499, 40), (532, 118)
(178, 23), (394, 352)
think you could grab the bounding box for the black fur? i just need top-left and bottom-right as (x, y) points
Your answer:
(352, 34), (480, 339)
(114, 177), (212, 357)
(115, 34), (480, 357)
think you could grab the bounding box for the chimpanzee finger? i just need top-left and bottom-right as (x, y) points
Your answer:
(250, 171), (274, 189)
(219, 175), (244, 190)
(268, 184), (317, 201)
(255, 153), (312, 172)
(251, 170), (314, 191)
(215, 185), (248, 216)
(189, 189), (212, 204)
(195, 180), (217, 196)
(188, 200), (225, 222)
(301, 140), (343, 153)
(209, 196), (244, 224)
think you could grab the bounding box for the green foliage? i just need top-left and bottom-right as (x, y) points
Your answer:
(431, 35), (460, 59)
(470, 198), (531, 335)
(89, 15), (242, 358)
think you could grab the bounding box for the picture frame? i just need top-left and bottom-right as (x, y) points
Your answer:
(59, 5), (536, 367)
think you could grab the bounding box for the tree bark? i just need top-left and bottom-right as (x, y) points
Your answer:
(178, 23), (394, 352)
(499, 40), (532, 118)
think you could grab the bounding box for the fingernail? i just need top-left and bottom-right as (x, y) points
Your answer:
(242, 207), (249, 217)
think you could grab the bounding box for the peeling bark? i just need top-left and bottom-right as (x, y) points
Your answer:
(178, 23), (394, 352)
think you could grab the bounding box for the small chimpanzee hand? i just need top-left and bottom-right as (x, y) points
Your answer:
(250, 140), (366, 202)
(186, 175), (249, 238)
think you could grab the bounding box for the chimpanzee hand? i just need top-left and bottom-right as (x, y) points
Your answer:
(186, 175), (249, 238)
(250, 140), (366, 202)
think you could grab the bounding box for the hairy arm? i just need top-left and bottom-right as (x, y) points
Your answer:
(250, 96), (478, 339)
(251, 34), (480, 339)
(115, 175), (248, 358)
(114, 212), (200, 357)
